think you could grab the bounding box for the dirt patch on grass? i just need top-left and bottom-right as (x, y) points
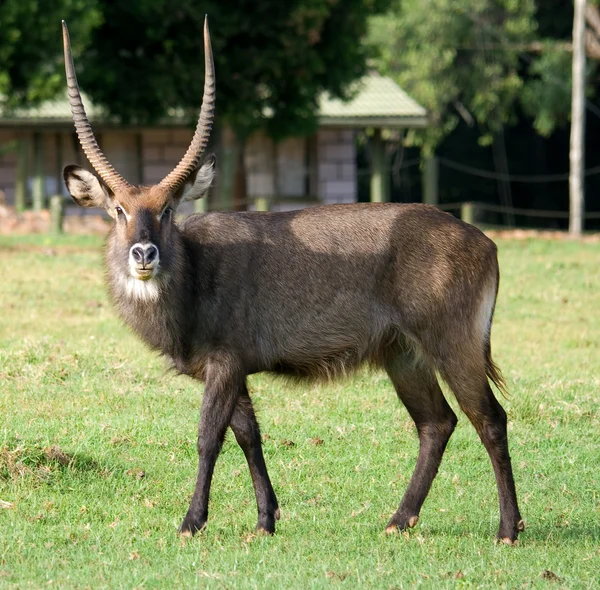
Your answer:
(0, 243), (102, 254)
(485, 228), (600, 242)
(0, 205), (109, 235)
(0, 444), (96, 481)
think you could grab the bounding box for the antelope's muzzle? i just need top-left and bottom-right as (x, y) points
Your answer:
(129, 242), (159, 281)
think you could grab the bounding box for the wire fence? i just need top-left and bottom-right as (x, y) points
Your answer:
(438, 157), (600, 183)
(359, 154), (600, 183)
(437, 201), (600, 221)
(6, 193), (598, 236)
(5, 149), (600, 228)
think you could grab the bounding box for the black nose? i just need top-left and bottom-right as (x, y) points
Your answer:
(131, 245), (158, 267)
(131, 246), (144, 264)
(145, 244), (158, 264)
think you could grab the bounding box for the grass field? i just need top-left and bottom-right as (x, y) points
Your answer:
(0, 232), (599, 589)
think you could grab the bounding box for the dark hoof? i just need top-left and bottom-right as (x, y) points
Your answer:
(385, 514), (419, 534)
(256, 512), (277, 535)
(495, 519), (524, 545)
(178, 516), (207, 537)
(256, 525), (275, 536)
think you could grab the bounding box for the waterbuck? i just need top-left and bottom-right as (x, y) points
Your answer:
(61, 18), (523, 544)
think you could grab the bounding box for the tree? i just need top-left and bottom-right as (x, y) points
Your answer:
(366, 0), (600, 230)
(51, 0), (388, 140)
(369, 0), (600, 153)
(369, 0), (540, 154)
(2, 1), (391, 134)
(2, 1), (392, 208)
(0, 0), (101, 111)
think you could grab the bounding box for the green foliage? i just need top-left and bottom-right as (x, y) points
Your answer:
(0, 0), (101, 111)
(0, 1), (390, 138)
(370, 0), (537, 153)
(521, 48), (573, 136)
(1, 234), (600, 587)
(0, 0), (391, 139)
(369, 0), (597, 152)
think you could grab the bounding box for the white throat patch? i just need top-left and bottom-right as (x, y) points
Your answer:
(116, 274), (162, 302)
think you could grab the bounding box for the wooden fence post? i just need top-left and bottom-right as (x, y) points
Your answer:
(32, 133), (46, 211)
(194, 197), (208, 214)
(254, 196), (269, 212)
(49, 195), (64, 234)
(370, 128), (387, 203)
(422, 156), (439, 206)
(15, 139), (29, 212)
(461, 202), (475, 225)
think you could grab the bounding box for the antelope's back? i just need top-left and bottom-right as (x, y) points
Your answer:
(179, 203), (498, 374)
(181, 201), (495, 283)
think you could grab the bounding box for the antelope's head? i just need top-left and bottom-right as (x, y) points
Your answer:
(61, 18), (215, 294)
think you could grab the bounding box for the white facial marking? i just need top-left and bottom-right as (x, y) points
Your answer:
(116, 274), (161, 302)
(128, 242), (160, 280)
(115, 202), (132, 222)
(157, 205), (171, 221)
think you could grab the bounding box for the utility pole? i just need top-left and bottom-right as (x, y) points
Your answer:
(570, 0), (586, 237)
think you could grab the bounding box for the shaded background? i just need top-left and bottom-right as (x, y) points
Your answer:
(1, 0), (599, 229)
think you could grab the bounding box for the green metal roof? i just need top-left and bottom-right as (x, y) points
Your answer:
(12, 94), (102, 121)
(0, 93), (186, 127)
(1, 74), (427, 129)
(0, 92), (109, 126)
(318, 74), (428, 128)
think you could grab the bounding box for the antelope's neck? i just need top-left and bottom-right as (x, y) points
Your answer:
(104, 242), (194, 362)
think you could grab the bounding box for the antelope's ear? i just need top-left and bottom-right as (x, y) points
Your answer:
(176, 154), (216, 202)
(63, 165), (113, 208)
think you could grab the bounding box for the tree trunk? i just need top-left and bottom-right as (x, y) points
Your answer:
(233, 136), (248, 211)
(219, 124), (248, 211)
(492, 130), (514, 228)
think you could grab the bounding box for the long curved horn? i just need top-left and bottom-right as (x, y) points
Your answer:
(159, 16), (215, 192)
(62, 21), (130, 191)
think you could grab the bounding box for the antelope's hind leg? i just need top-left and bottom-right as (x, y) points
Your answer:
(384, 351), (457, 533)
(229, 384), (280, 534)
(440, 366), (523, 544)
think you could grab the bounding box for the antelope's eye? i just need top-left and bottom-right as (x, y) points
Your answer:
(115, 206), (124, 217)
(162, 207), (173, 219)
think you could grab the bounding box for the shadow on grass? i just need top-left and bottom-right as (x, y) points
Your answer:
(421, 520), (600, 545)
(0, 442), (113, 483)
(525, 521), (600, 543)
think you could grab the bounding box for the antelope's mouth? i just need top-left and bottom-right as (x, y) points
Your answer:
(133, 268), (155, 281)
(129, 262), (159, 282)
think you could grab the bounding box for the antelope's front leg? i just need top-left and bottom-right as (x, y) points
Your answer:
(179, 370), (240, 536)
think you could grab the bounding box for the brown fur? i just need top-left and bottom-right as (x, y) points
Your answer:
(63, 162), (522, 542)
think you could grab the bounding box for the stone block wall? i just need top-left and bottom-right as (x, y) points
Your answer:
(245, 132), (276, 197)
(141, 129), (193, 185)
(246, 127), (357, 211)
(0, 124), (359, 216)
(316, 128), (357, 205)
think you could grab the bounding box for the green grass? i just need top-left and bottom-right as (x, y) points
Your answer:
(0, 234), (599, 589)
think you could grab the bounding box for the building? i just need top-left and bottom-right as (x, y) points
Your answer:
(0, 74), (427, 215)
